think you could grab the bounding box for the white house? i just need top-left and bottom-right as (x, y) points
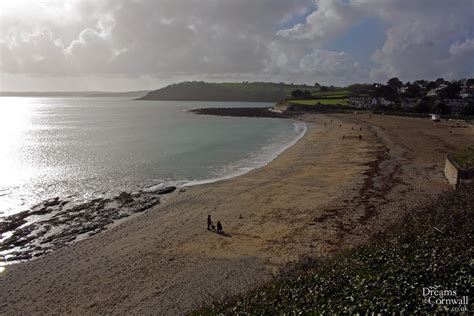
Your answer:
(430, 114), (441, 121)
(349, 96), (377, 108)
(427, 89), (438, 97)
(377, 98), (394, 106)
(399, 86), (409, 94)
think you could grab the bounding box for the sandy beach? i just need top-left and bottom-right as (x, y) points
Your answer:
(0, 113), (472, 315)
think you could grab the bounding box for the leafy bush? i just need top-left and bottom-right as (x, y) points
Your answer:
(453, 146), (474, 169)
(194, 185), (473, 314)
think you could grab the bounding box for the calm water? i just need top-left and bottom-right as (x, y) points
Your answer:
(0, 97), (305, 216)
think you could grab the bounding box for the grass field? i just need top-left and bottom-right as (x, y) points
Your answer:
(452, 146), (474, 169)
(288, 89), (351, 107)
(289, 98), (350, 106)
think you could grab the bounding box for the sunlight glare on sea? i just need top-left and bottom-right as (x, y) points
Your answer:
(0, 97), (303, 217)
(0, 98), (41, 210)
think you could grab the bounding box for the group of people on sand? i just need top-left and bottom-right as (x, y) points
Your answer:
(207, 214), (223, 233)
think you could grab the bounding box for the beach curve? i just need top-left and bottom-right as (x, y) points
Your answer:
(0, 112), (472, 315)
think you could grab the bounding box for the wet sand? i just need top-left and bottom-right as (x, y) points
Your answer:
(0, 113), (472, 315)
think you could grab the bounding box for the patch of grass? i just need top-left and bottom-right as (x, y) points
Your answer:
(289, 98), (349, 106)
(452, 146), (474, 169)
(193, 185), (473, 314)
(312, 90), (351, 97)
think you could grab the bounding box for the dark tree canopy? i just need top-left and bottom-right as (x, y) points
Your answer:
(291, 89), (312, 99)
(387, 77), (403, 90)
(461, 104), (474, 116)
(402, 83), (422, 98)
(375, 85), (397, 101)
(413, 97), (433, 113)
(433, 102), (451, 115)
(413, 80), (428, 88)
(439, 82), (461, 99)
(426, 81), (437, 90)
(347, 83), (374, 94)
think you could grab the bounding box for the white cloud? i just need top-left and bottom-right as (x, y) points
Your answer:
(1, 0), (312, 79)
(277, 0), (363, 41)
(278, 0), (474, 82)
(299, 49), (367, 80)
(0, 0), (472, 91)
(368, 0), (474, 81)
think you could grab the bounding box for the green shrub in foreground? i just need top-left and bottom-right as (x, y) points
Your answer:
(453, 146), (474, 169)
(194, 185), (473, 315)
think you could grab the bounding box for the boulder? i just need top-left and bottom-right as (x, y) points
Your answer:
(157, 186), (177, 195)
(116, 192), (134, 203)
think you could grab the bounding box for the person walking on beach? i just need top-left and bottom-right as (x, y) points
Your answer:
(217, 221), (223, 233)
(207, 214), (212, 231)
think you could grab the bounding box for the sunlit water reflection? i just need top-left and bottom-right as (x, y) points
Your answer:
(0, 97), (305, 217)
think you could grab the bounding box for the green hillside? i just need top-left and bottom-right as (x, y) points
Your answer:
(138, 81), (319, 102)
(288, 90), (352, 107)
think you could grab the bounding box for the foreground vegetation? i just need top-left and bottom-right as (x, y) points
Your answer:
(194, 185), (473, 314)
(453, 146), (474, 169)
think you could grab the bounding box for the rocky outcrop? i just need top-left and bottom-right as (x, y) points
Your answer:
(190, 107), (291, 118)
(0, 187), (178, 262)
(157, 186), (177, 194)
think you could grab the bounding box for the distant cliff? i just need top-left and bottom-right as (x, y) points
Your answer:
(138, 81), (317, 102)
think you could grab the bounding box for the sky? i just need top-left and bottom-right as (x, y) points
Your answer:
(0, 0), (473, 92)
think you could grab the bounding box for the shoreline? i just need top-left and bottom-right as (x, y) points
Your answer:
(1, 113), (472, 314)
(0, 114), (306, 266)
(183, 119), (307, 188)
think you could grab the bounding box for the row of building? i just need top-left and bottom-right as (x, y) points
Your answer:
(349, 79), (474, 114)
(348, 96), (471, 114)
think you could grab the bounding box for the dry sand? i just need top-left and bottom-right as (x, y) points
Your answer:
(0, 113), (472, 315)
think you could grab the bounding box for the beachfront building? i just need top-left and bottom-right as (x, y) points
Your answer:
(401, 98), (418, 109)
(427, 89), (438, 97)
(398, 86), (409, 94)
(348, 96), (377, 109)
(349, 97), (395, 109)
(430, 114), (441, 121)
(377, 97), (394, 106)
(444, 99), (468, 114)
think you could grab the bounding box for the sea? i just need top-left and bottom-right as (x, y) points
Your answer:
(0, 97), (306, 217)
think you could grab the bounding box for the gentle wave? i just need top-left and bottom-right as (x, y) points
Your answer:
(183, 120), (307, 187)
(0, 97), (304, 217)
